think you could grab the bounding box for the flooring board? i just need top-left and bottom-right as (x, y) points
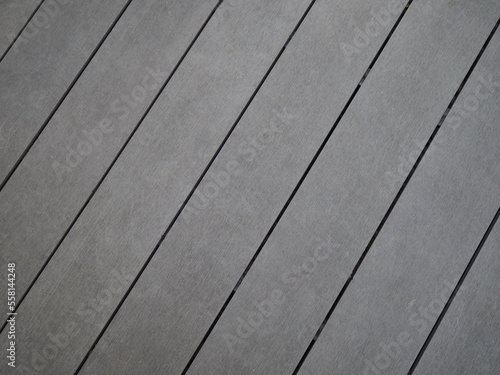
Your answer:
(298, 27), (500, 375)
(0, 0), (218, 309)
(0, 0), (130, 183)
(0, 1), (315, 373)
(177, 1), (500, 374)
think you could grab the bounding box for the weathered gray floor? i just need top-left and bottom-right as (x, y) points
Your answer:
(0, 0), (498, 374)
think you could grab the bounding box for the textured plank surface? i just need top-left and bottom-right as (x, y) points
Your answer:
(0, 1), (313, 374)
(183, 1), (500, 374)
(0, 1), (498, 374)
(413, 222), (500, 375)
(78, 0), (410, 373)
(0, 0), (128, 182)
(0, 0), (218, 310)
(0, 0), (40, 57)
(298, 28), (500, 375)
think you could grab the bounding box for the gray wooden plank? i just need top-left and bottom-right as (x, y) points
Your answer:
(0, 0), (40, 58)
(0, 0), (218, 309)
(177, 1), (500, 374)
(0, 0), (129, 182)
(0, 1), (315, 374)
(298, 28), (500, 375)
(77, 0), (423, 374)
(413, 222), (500, 375)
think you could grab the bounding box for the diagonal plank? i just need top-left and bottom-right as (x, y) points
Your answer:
(0, 1), (315, 374)
(0, 0), (130, 184)
(0, 0), (218, 314)
(179, 1), (500, 374)
(78, 0), (415, 374)
(298, 27), (500, 375)
(0, 0), (41, 59)
(412, 220), (500, 375)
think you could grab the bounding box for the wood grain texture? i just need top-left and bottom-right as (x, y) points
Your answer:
(413, 222), (500, 375)
(78, 0), (415, 374)
(0, 0), (128, 182)
(181, 1), (500, 374)
(0, 1), (313, 374)
(298, 27), (500, 375)
(0, 0), (217, 308)
(0, 0), (40, 57)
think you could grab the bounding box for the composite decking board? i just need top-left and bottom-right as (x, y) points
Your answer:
(413, 222), (500, 375)
(0, 0), (41, 59)
(0, 1), (314, 373)
(0, 0), (218, 313)
(0, 0), (130, 184)
(78, 0), (416, 373)
(176, 1), (500, 374)
(297, 28), (500, 375)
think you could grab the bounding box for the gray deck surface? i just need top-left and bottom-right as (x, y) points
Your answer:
(0, 0), (498, 374)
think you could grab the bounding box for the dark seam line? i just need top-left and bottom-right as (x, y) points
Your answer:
(72, 0), (321, 372)
(0, 0), (45, 64)
(0, 1), (221, 335)
(292, 16), (499, 375)
(408, 206), (500, 374)
(183, 0), (415, 373)
(0, 0), (134, 192)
